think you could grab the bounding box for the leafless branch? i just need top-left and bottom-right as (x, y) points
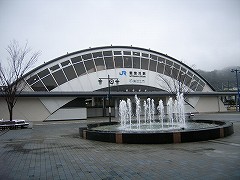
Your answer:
(0, 40), (40, 121)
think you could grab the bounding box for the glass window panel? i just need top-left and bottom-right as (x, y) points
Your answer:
(194, 76), (200, 82)
(94, 58), (105, 71)
(103, 51), (112, 56)
(61, 60), (71, 67)
(172, 68), (179, 79)
(42, 75), (57, 91)
(184, 75), (192, 87)
(199, 80), (205, 87)
(31, 80), (47, 91)
(157, 62), (165, 74)
(38, 69), (49, 78)
(84, 60), (96, 73)
(158, 57), (165, 63)
(114, 51), (122, 55)
(141, 58), (149, 70)
(73, 62), (86, 76)
(123, 56), (132, 68)
(196, 84), (204, 91)
(133, 57), (140, 69)
(133, 52), (140, 56)
(173, 63), (180, 70)
(142, 53), (149, 57)
(123, 51), (131, 55)
(164, 65), (172, 76)
(190, 80), (198, 90)
(165, 59), (173, 66)
(181, 67), (187, 73)
(63, 65), (77, 81)
(178, 71), (186, 81)
(82, 53), (92, 60)
(187, 71), (193, 77)
(50, 64), (60, 72)
(71, 56), (82, 64)
(93, 52), (102, 58)
(52, 69), (67, 85)
(114, 56), (123, 68)
(149, 60), (157, 71)
(150, 54), (157, 60)
(27, 75), (39, 85)
(104, 57), (114, 69)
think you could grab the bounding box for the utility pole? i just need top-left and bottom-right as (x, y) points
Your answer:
(231, 69), (240, 112)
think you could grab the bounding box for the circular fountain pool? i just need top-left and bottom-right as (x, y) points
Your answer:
(90, 121), (219, 132)
(80, 94), (234, 144)
(81, 120), (233, 144)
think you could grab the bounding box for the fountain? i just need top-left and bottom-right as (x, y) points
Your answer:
(81, 93), (234, 144)
(118, 93), (186, 131)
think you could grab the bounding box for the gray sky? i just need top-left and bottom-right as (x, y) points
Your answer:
(0, 0), (240, 71)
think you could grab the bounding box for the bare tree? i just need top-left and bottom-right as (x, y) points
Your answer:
(156, 67), (197, 110)
(156, 67), (191, 94)
(0, 40), (40, 121)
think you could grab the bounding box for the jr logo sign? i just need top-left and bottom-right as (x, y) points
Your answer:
(119, 70), (127, 76)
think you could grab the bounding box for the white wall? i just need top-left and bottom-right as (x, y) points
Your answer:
(40, 97), (75, 114)
(45, 108), (87, 121)
(0, 97), (50, 121)
(195, 97), (227, 112)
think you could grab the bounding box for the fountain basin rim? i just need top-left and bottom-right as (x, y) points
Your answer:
(81, 120), (234, 144)
(87, 120), (232, 133)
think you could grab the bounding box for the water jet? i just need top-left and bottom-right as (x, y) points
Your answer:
(81, 93), (234, 144)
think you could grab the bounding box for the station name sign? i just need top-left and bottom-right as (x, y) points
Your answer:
(119, 70), (146, 84)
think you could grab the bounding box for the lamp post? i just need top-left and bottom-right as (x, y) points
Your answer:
(98, 75), (119, 122)
(231, 69), (240, 112)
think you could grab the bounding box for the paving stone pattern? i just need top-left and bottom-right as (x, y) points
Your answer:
(0, 114), (240, 180)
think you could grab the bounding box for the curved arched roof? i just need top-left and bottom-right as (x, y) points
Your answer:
(24, 46), (215, 92)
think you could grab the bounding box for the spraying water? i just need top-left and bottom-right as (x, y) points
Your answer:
(126, 98), (132, 129)
(119, 93), (186, 131)
(167, 97), (173, 127)
(135, 95), (141, 129)
(143, 100), (147, 124)
(119, 100), (127, 127)
(177, 92), (186, 128)
(157, 100), (164, 129)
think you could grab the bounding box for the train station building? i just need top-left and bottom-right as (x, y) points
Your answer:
(0, 46), (228, 121)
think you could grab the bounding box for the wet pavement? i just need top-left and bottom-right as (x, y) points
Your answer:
(0, 113), (239, 179)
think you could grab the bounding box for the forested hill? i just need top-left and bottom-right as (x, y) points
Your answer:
(196, 66), (239, 91)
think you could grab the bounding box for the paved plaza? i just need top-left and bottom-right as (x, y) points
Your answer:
(0, 113), (239, 180)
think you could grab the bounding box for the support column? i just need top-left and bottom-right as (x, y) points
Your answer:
(116, 132), (123, 143)
(173, 132), (181, 143)
(83, 130), (87, 139)
(91, 97), (95, 107)
(220, 128), (224, 138)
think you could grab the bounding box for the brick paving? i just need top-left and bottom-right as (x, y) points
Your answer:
(0, 113), (239, 180)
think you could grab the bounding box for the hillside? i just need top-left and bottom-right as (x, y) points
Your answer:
(196, 67), (238, 91)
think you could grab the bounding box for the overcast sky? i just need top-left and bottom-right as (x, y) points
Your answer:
(0, 0), (239, 71)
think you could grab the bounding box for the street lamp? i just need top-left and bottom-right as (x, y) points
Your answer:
(98, 75), (119, 122)
(231, 69), (240, 112)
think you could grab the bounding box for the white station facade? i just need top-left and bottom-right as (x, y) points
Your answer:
(0, 46), (226, 121)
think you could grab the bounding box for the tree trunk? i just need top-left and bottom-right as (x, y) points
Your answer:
(8, 104), (13, 121)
